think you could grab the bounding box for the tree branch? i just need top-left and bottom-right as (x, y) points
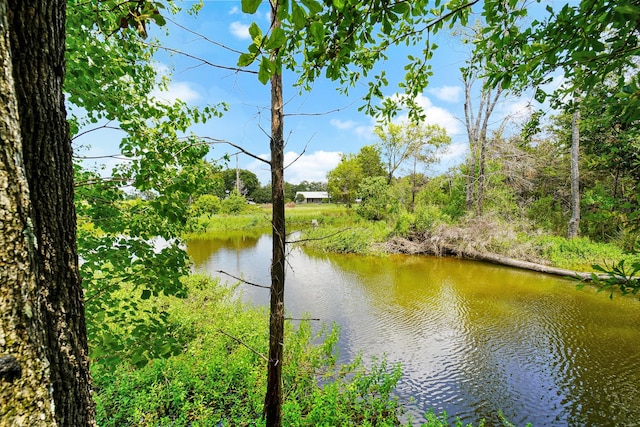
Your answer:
(216, 329), (268, 362)
(215, 270), (271, 289)
(143, 41), (258, 75)
(286, 228), (352, 245)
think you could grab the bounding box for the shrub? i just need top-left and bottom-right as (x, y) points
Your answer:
(188, 194), (221, 218)
(220, 190), (247, 215)
(92, 275), (407, 427)
(414, 205), (450, 233)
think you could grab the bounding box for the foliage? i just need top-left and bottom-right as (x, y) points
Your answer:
(68, 0), (229, 373)
(93, 275), (407, 426)
(587, 259), (640, 299)
(188, 194), (221, 218)
(477, 0), (640, 122)
(357, 176), (391, 221)
(219, 189), (249, 215)
(415, 174), (466, 221)
(375, 121), (449, 183)
(357, 144), (387, 178)
(393, 212), (415, 238)
(219, 168), (261, 199)
(414, 205), (451, 233)
(533, 235), (636, 271)
(327, 154), (364, 207)
(301, 222), (391, 254)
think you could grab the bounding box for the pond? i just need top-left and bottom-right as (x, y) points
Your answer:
(187, 233), (640, 426)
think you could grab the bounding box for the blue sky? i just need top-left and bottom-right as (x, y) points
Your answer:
(77, 1), (553, 185)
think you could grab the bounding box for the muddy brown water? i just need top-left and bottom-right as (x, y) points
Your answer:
(187, 234), (640, 426)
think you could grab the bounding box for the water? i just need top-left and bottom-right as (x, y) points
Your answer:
(187, 234), (640, 426)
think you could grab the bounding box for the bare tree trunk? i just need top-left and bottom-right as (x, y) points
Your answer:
(1, 1), (95, 425)
(264, 6), (285, 426)
(568, 99), (581, 239)
(476, 132), (487, 216)
(463, 76), (477, 212)
(463, 71), (502, 216)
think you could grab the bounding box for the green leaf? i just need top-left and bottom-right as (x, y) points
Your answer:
(238, 52), (255, 67)
(264, 27), (286, 50)
(241, 0), (261, 14)
(301, 0), (323, 14)
(141, 289), (152, 299)
(292, 2), (306, 29)
(332, 0), (345, 10)
(248, 22), (262, 40)
(310, 21), (325, 43)
(258, 57), (275, 84)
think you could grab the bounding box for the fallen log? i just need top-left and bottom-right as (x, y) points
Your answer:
(383, 236), (614, 282)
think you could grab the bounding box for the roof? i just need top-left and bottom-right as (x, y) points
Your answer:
(295, 191), (329, 199)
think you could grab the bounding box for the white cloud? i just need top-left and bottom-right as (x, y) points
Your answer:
(247, 150), (342, 184)
(150, 81), (201, 105)
(441, 142), (467, 161)
(230, 21), (251, 40)
(330, 119), (357, 130)
(228, 6), (239, 14)
(284, 151), (342, 184)
(428, 85), (462, 103)
(330, 118), (376, 140)
(396, 94), (462, 136)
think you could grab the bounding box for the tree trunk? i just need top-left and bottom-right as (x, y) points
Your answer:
(476, 132), (487, 217)
(264, 8), (285, 427)
(568, 100), (581, 239)
(0, 1), (95, 425)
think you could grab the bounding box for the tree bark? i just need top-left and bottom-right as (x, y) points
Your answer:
(264, 6), (285, 426)
(1, 1), (95, 425)
(568, 99), (581, 239)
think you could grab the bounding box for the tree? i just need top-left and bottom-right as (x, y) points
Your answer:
(406, 124), (450, 212)
(568, 98), (581, 239)
(357, 176), (390, 220)
(374, 122), (418, 184)
(327, 154), (364, 207)
(1, 1), (95, 425)
(461, 56), (506, 216)
(356, 144), (386, 178)
(220, 168), (260, 199)
(478, 1), (640, 123)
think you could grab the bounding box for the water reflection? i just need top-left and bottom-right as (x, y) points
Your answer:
(186, 234), (640, 426)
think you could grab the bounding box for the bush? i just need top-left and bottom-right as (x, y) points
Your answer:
(220, 190), (247, 215)
(188, 194), (221, 218)
(414, 205), (450, 233)
(92, 275), (407, 427)
(394, 212), (415, 238)
(357, 176), (390, 221)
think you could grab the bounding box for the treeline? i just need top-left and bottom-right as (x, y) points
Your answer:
(321, 86), (639, 250)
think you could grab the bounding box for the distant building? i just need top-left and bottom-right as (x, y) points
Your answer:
(295, 191), (329, 204)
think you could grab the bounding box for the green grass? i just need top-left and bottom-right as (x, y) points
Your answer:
(532, 235), (639, 271)
(92, 274), (410, 427)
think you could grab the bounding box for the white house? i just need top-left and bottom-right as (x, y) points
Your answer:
(295, 191), (329, 203)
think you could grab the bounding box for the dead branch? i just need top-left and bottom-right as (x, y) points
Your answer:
(215, 270), (271, 289)
(216, 329), (268, 362)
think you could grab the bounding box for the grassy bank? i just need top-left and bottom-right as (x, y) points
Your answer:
(186, 204), (638, 273)
(92, 274), (491, 427)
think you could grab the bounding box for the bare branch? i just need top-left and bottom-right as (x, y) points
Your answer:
(143, 41), (258, 75)
(74, 177), (133, 188)
(216, 329), (268, 362)
(284, 139), (311, 170)
(283, 103), (357, 117)
(166, 17), (244, 55)
(215, 270), (271, 289)
(71, 121), (122, 141)
(201, 137), (271, 165)
(285, 317), (321, 321)
(286, 228), (352, 245)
